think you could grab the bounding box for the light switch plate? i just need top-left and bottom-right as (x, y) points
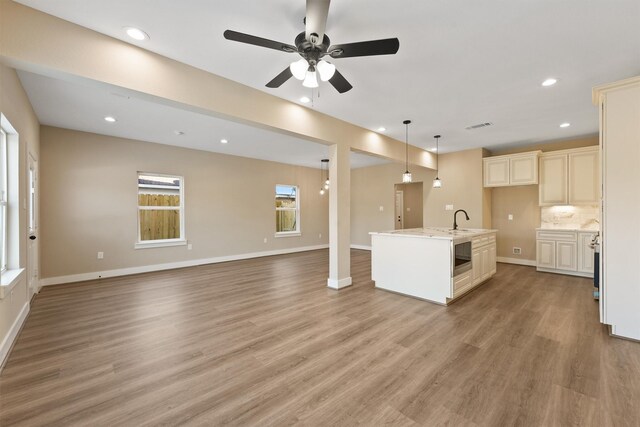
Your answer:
(379, 206), (384, 212)
(445, 205), (454, 211)
(508, 214), (514, 220)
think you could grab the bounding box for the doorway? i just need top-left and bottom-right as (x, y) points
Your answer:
(394, 190), (404, 229)
(394, 182), (424, 230)
(27, 153), (38, 298)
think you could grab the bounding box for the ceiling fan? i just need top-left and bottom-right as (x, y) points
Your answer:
(223, 0), (399, 93)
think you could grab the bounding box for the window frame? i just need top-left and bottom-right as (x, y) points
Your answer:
(135, 172), (186, 249)
(275, 184), (301, 237)
(0, 127), (7, 273)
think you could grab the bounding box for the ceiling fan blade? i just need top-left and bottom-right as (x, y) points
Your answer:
(328, 69), (353, 93)
(305, 0), (331, 44)
(266, 67), (294, 88)
(224, 30), (297, 53)
(329, 38), (399, 58)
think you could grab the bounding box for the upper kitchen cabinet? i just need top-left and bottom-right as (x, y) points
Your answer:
(593, 75), (640, 341)
(483, 151), (540, 187)
(538, 147), (599, 206)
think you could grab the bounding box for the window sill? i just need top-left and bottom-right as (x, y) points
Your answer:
(275, 232), (301, 238)
(134, 239), (187, 249)
(0, 268), (25, 299)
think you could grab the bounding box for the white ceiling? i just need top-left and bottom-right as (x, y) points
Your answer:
(13, 0), (640, 155)
(17, 71), (389, 169)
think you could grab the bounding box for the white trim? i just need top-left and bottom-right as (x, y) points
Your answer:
(327, 277), (353, 289)
(350, 244), (372, 251)
(497, 257), (537, 267)
(535, 267), (593, 278)
(274, 232), (301, 238)
(0, 268), (24, 299)
(0, 302), (29, 371)
(40, 244), (330, 286)
(134, 239), (187, 249)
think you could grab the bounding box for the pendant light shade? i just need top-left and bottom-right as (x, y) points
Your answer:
(319, 159), (329, 195)
(433, 134), (442, 188)
(402, 120), (412, 183)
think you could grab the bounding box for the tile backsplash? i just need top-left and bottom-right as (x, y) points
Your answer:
(541, 205), (599, 229)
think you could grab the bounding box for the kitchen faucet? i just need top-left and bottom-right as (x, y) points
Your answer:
(453, 209), (470, 230)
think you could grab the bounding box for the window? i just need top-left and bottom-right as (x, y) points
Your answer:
(0, 128), (7, 272)
(136, 173), (185, 248)
(275, 184), (300, 236)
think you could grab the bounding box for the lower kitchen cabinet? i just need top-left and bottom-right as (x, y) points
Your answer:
(472, 235), (497, 286)
(536, 230), (595, 277)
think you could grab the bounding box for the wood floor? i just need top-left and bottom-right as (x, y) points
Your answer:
(1, 249), (639, 426)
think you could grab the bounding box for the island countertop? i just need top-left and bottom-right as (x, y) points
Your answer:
(370, 227), (498, 241)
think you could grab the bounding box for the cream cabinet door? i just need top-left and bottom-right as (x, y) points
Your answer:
(556, 241), (577, 271)
(488, 243), (497, 275)
(569, 150), (600, 205)
(483, 157), (510, 187)
(539, 154), (568, 206)
(510, 154), (538, 185)
(578, 233), (596, 273)
(537, 240), (556, 269)
(472, 249), (482, 284)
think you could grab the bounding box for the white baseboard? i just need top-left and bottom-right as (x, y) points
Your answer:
(41, 244), (330, 287)
(327, 277), (353, 289)
(1, 302), (29, 371)
(350, 244), (372, 251)
(497, 257), (537, 267)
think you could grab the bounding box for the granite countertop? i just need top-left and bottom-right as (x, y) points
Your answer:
(536, 225), (599, 232)
(370, 227), (497, 240)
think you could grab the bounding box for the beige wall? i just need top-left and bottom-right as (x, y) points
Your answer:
(40, 126), (329, 279)
(351, 148), (490, 247)
(489, 135), (598, 261)
(424, 148), (489, 229)
(0, 63), (40, 362)
(351, 162), (435, 247)
(395, 182), (423, 229)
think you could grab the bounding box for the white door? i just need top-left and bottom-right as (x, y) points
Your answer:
(27, 153), (38, 298)
(395, 190), (403, 230)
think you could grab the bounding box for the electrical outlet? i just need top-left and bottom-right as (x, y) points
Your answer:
(319, 233), (322, 239)
(379, 206), (384, 212)
(508, 214), (514, 221)
(445, 205), (454, 211)
(513, 247), (522, 255)
(187, 243), (193, 250)
(97, 251), (104, 259)
(406, 207), (411, 212)
(264, 238), (267, 243)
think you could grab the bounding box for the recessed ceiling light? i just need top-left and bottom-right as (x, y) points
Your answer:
(104, 116), (116, 122)
(174, 131), (185, 136)
(560, 122), (571, 128)
(124, 27), (149, 41)
(299, 96), (310, 103)
(220, 139), (228, 144)
(377, 127), (386, 132)
(542, 78), (558, 87)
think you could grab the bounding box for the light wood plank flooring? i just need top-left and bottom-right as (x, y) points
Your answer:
(1, 249), (640, 426)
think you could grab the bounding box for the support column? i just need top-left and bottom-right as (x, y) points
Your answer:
(328, 143), (352, 289)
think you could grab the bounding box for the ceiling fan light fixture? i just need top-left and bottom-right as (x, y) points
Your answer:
(302, 69), (319, 88)
(316, 60), (336, 81)
(290, 58), (308, 80)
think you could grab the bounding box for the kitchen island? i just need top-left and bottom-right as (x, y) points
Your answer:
(370, 228), (497, 305)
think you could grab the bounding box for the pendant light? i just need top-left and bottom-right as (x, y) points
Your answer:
(319, 159), (329, 195)
(433, 135), (442, 188)
(402, 120), (412, 183)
